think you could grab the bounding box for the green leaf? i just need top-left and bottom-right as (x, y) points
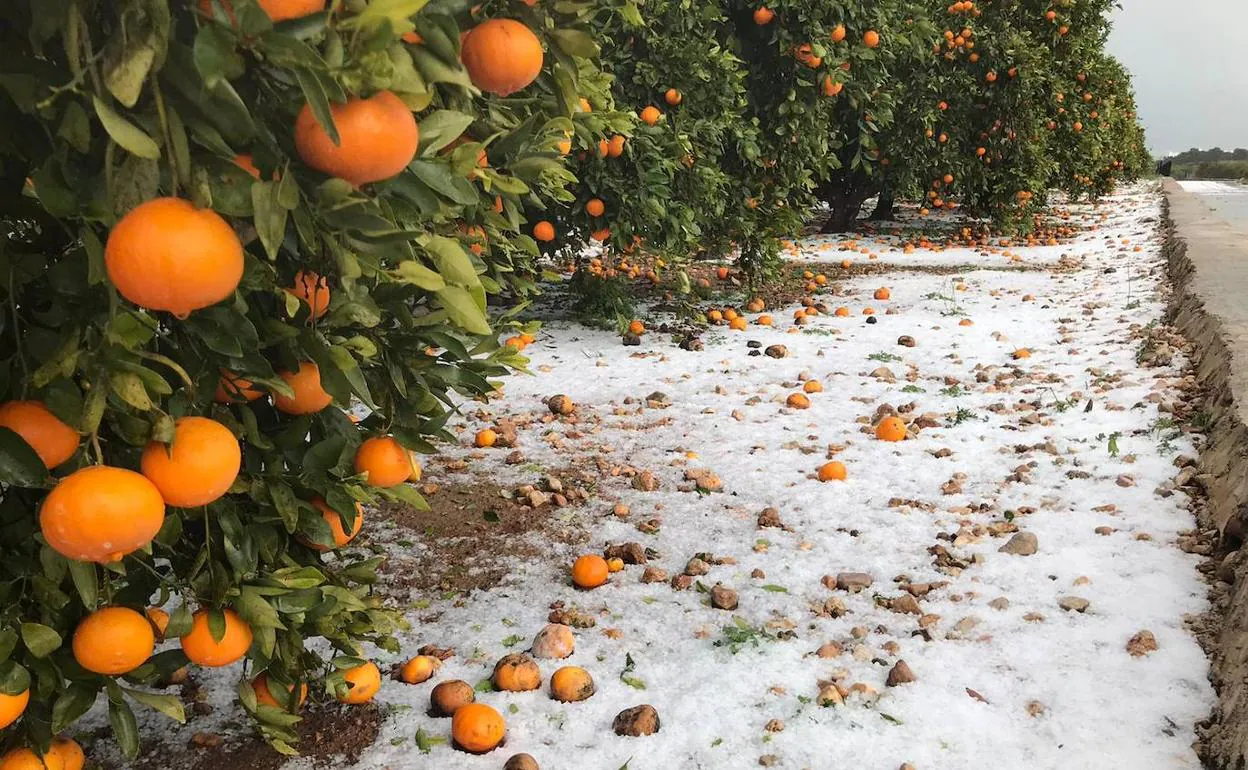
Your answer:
(343, 0), (430, 31)
(407, 159), (477, 204)
(0, 428), (49, 488)
(550, 29), (600, 59)
(67, 561), (98, 610)
(110, 372), (154, 411)
(268, 481), (301, 534)
(295, 68), (338, 146)
(436, 286), (491, 335)
(252, 180), (289, 260)
(104, 37), (158, 108)
(418, 110), (475, 155)
(423, 236), (479, 286)
(165, 604), (193, 638)
(0, 662), (29, 697)
(415, 727), (446, 753)
(328, 346), (375, 409)
(236, 588), (284, 630)
(0, 630), (18, 663)
(52, 683), (97, 732)
(20, 623), (61, 658)
(760, 584), (788, 593)
(396, 260), (446, 290)
(124, 688), (186, 724)
(93, 97), (160, 159)
(109, 696), (141, 759)
(193, 23), (245, 88)
(57, 100), (92, 154)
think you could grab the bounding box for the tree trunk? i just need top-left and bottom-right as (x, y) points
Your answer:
(819, 185), (871, 234)
(868, 190), (896, 221)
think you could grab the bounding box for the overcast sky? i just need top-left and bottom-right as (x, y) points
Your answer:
(1107, 0), (1248, 154)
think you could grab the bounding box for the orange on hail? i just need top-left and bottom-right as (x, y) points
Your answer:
(0, 400), (78, 469)
(873, 287), (891, 300)
(400, 655), (441, 684)
(572, 554), (609, 588)
(550, 666), (596, 702)
(274, 362), (333, 415)
(72, 606), (155, 675)
(461, 19), (544, 97)
(40, 466), (165, 563)
(214, 370), (264, 403)
(308, 497), (364, 551)
(533, 221), (556, 242)
(627, 319), (645, 336)
(295, 90), (418, 187)
(141, 416), (241, 508)
(452, 702), (506, 753)
(181, 608), (253, 667)
(337, 661), (382, 704)
(586, 198), (605, 217)
(817, 461), (847, 482)
(875, 416), (907, 442)
(287, 271), (331, 318)
(354, 436), (412, 488)
(105, 197), (243, 318)
(474, 428), (497, 448)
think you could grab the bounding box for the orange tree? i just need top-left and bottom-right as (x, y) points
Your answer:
(0, 0), (616, 759)
(728, 1), (938, 235)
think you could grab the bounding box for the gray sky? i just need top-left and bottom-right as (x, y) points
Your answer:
(1108, 0), (1248, 155)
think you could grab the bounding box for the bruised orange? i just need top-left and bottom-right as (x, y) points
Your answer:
(72, 606), (155, 675)
(40, 466), (165, 563)
(141, 417), (241, 508)
(274, 362), (333, 415)
(295, 91), (418, 187)
(337, 661), (382, 704)
(0, 401), (78, 469)
(105, 197), (243, 318)
(461, 19), (544, 97)
(181, 608), (252, 667)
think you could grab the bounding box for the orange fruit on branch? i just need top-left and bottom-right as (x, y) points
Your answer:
(354, 436), (412, 488)
(533, 221), (555, 242)
(0, 748), (61, 770)
(308, 497), (363, 551)
(141, 416), (241, 508)
(0, 400), (79, 469)
(461, 19), (544, 97)
(40, 466), (165, 563)
(274, 362), (333, 415)
(664, 88), (682, 106)
(105, 197), (243, 318)
(287, 271), (331, 319)
(72, 606), (155, 675)
(863, 30), (880, 48)
(585, 198), (605, 217)
(607, 134), (626, 157)
(48, 738), (83, 770)
(253, 673), (308, 711)
(181, 608), (253, 667)
(0, 688), (28, 731)
(337, 661), (382, 704)
(753, 6), (775, 24)
(198, 0), (324, 22)
(639, 106), (662, 126)
(295, 90), (418, 187)
(452, 702), (506, 753)
(214, 370), (264, 403)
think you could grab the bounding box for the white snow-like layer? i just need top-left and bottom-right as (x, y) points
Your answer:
(1177, 180), (1247, 196)
(338, 183), (1211, 769)
(85, 183), (1214, 770)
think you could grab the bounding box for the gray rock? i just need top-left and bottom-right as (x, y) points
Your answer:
(999, 532), (1038, 556)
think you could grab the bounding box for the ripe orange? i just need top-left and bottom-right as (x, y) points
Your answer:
(181, 608), (253, 667)
(198, 0), (324, 22)
(873, 287), (891, 300)
(590, 228), (611, 242)
(585, 198), (605, 217)
(639, 106), (662, 126)
(232, 153), (262, 179)
(875, 416), (907, 442)
(863, 30), (881, 48)
(48, 738), (83, 770)
(753, 6), (775, 24)
(728, 317), (747, 331)
(41, 466), (165, 563)
(817, 461), (847, 482)
(550, 666), (595, 702)
(354, 436), (412, 488)
(141, 416), (241, 507)
(0, 748), (62, 770)
(309, 497), (363, 551)
(461, 19), (544, 97)
(627, 319), (645, 336)
(533, 221), (556, 242)
(253, 673), (308, 711)
(287, 271), (331, 319)
(145, 607), (170, 640)
(105, 198), (243, 318)
(786, 393), (811, 410)
(474, 428), (497, 448)
(831, 24), (847, 42)
(400, 655), (441, 684)
(0, 689), (29, 731)
(607, 134), (626, 157)
(1012, 348), (1032, 360)
(493, 653), (542, 692)
(72, 606), (155, 675)
(571, 554), (608, 589)
(452, 702), (506, 753)
(295, 91), (418, 187)
(274, 362), (333, 415)
(337, 661), (382, 704)
(803, 380), (824, 394)
(214, 370), (264, 403)
(665, 88), (682, 106)
(0, 401), (79, 469)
